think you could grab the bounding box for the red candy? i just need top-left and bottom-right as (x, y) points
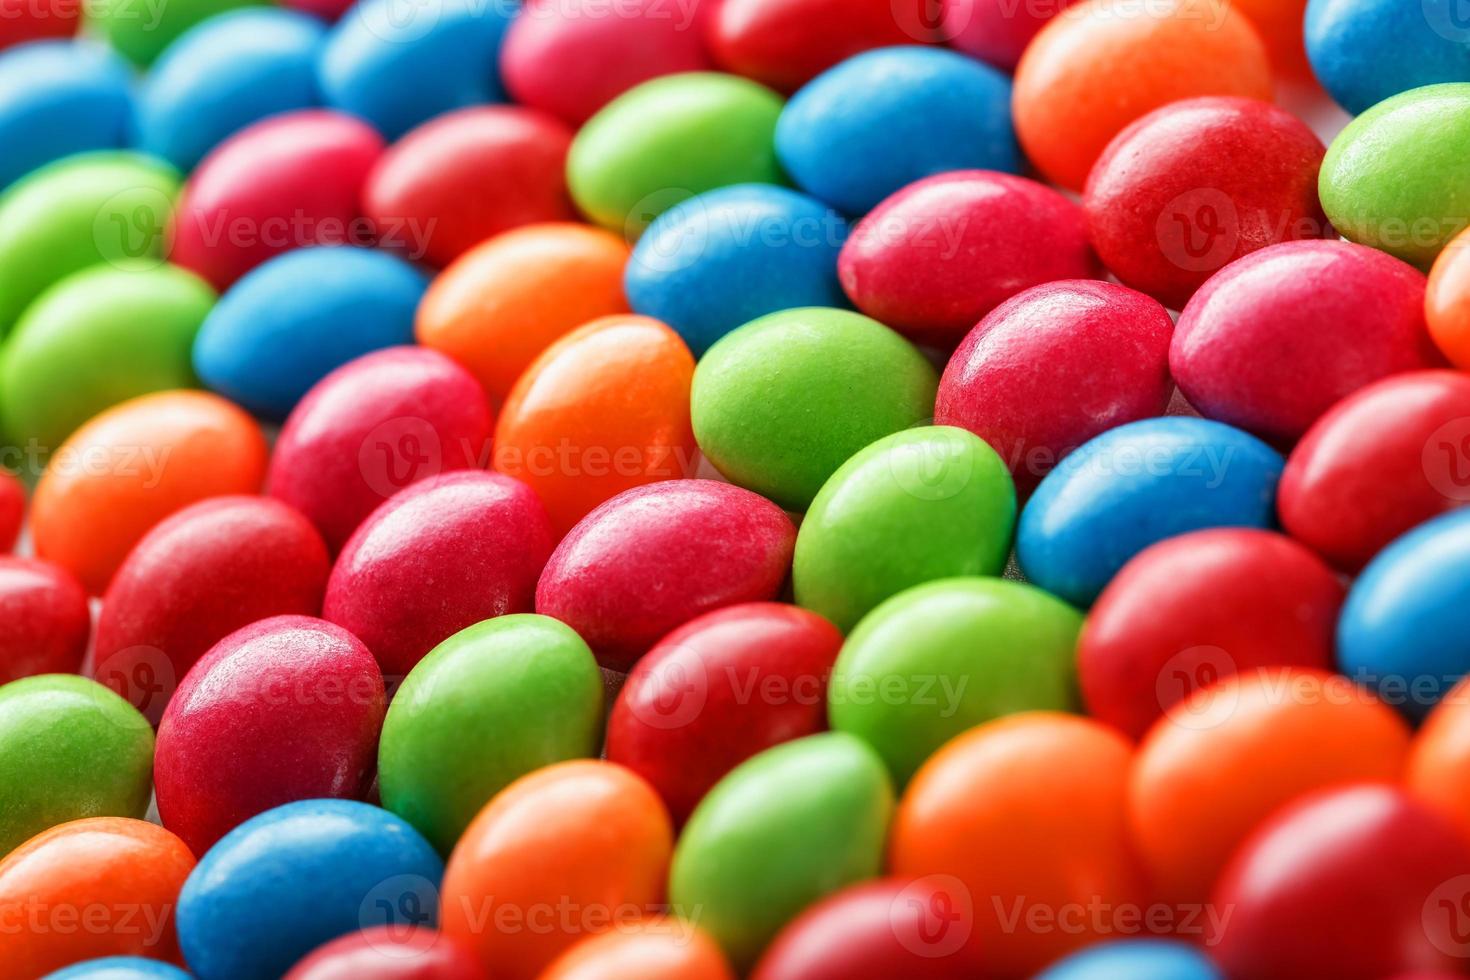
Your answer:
(0, 470), (23, 553)
(93, 495), (330, 725)
(536, 480), (797, 672)
(1079, 529), (1344, 740)
(943, 0), (1076, 72)
(323, 471), (554, 681)
(0, 556), (90, 683)
(839, 170), (1100, 348)
(364, 106), (575, 268)
(285, 928), (488, 980)
(0, 0), (77, 48)
(154, 615), (385, 855)
(1085, 97), (1328, 310)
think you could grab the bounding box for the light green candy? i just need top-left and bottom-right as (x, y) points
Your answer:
(568, 71), (785, 235)
(87, 0), (265, 65)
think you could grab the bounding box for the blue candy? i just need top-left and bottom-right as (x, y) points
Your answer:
(1036, 940), (1224, 980)
(1306, 0), (1470, 115)
(0, 41), (134, 190)
(135, 8), (326, 171)
(626, 184), (849, 356)
(193, 246), (428, 421)
(775, 45), (1019, 216)
(42, 959), (192, 980)
(1017, 417), (1283, 606)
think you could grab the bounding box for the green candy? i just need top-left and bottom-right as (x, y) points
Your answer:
(829, 577), (1082, 784)
(1320, 83), (1470, 269)
(691, 307), (939, 512)
(0, 151), (180, 336)
(794, 426), (1016, 632)
(1, 264), (215, 451)
(567, 72), (784, 234)
(669, 732), (892, 969)
(378, 615), (604, 855)
(0, 674), (154, 857)
(87, 0), (263, 65)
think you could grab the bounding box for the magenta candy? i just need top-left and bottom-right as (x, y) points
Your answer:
(323, 471), (555, 681)
(0, 556), (90, 684)
(284, 928), (487, 980)
(154, 615), (385, 856)
(536, 480), (797, 672)
(944, 0), (1076, 72)
(268, 347), (495, 553)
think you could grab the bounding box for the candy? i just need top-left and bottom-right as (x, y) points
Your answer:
(415, 223), (631, 402)
(890, 713), (1145, 977)
(1279, 371), (1470, 571)
(775, 46), (1018, 216)
(0, 0), (78, 50)
(0, 557), (91, 683)
(318, 0), (513, 140)
(0, 41), (132, 189)
(606, 603), (843, 824)
(0, 818), (193, 974)
(1, 264), (215, 450)
(363, 106), (574, 268)
(935, 281), (1173, 491)
(175, 800), (443, 980)
(691, 308), (937, 511)
(1305, 0), (1470, 115)
(378, 614), (603, 854)
(1409, 675), (1470, 842)
(135, 9), (326, 171)
(535, 480), (796, 671)
(1320, 83), (1470, 270)
(1428, 225), (1470, 369)
(1016, 417), (1284, 607)
(31, 390), (268, 594)
(170, 110), (385, 290)
(0, 469), (21, 551)
(669, 733), (892, 969)
(439, 760), (673, 979)
(44, 958), (194, 979)
(1036, 940), (1223, 980)
(542, 919), (734, 980)
(1233, 0), (1310, 77)
(502, 0), (712, 125)
(1079, 529), (1343, 740)
(85, 0), (255, 64)
(1084, 97), (1328, 310)
(625, 184), (848, 356)
(492, 315), (697, 535)
(284, 929), (487, 980)
(1172, 241), (1439, 443)
(0, 675), (153, 856)
(267, 347), (494, 553)
(1129, 668), (1410, 905)
(943, 0), (1075, 72)
(1013, 0), (1272, 190)
(193, 247), (428, 421)
(838, 171), (1099, 347)
(566, 72), (784, 234)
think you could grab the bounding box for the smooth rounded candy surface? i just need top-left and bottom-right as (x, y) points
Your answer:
(193, 246), (428, 421)
(268, 346), (494, 553)
(136, 8), (326, 171)
(284, 928), (487, 980)
(0, 0), (79, 50)
(0, 41), (132, 190)
(85, 0), (255, 65)
(492, 314), (697, 535)
(541, 919), (735, 980)
(1306, 0), (1470, 115)
(1409, 675), (1470, 842)
(44, 957), (195, 979)
(175, 800), (443, 980)
(943, 0), (1076, 72)
(935, 280), (1173, 491)
(625, 184), (848, 356)
(0, 557), (91, 683)
(1036, 940), (1223, 980)
(0, 469), (20, 552)
(0, 675), (153, 856)
(1013, 0), (1272, 190)
(32, 390), (267, 594)
(1084, 97), (1328, 310)
(838, 171), (1099, 347)
(324, 472), (554, 679)
(536, 480), (796, 671)
(363, 106), (574, 268)
(1079, 529), (1343, 740)
(776, 46), (1018, 216)
(691, 307), (937, 511)
(1428, 225), (1470, 369)
(0, 818), (194, 974)
(1016, 417), (1284, 607)
(606, 603), (843, 824)
(379, 614), (603, 854)
(440, 760), (673, 980)
(567, 72), (784, 234)
(669, 733), (893, 970)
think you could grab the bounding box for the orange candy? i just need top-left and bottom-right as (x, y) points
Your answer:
(1129, 668), (1410, 908)
(30, 390), (268, 594)
(493, 314), (697, 536)
(0, 817), (195, 977)
(540, 918), (736, 980)
(439, 760), (674, 980)
(1425, 225), (1470, 369)
(416, 223), (632, 404)
(1013, 0), (1273, 190)
(1232, 0), (1309, 77)
(889, 712), (1146, 978)
(1407, 676), (1470, 841)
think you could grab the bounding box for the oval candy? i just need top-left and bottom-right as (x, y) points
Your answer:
(1036, 941), (1223, 980)
(44, 957), (195, 979)
(541, 919), (735, 980)
(0, 556), (91, 684)
(1305, 0), (1470, 115)
(283, 928), (487, 980)
(85, 0), (257, 65)
(0, 40), (132, 190)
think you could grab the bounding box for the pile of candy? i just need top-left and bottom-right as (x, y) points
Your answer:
(5, 0), (1470, 976)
